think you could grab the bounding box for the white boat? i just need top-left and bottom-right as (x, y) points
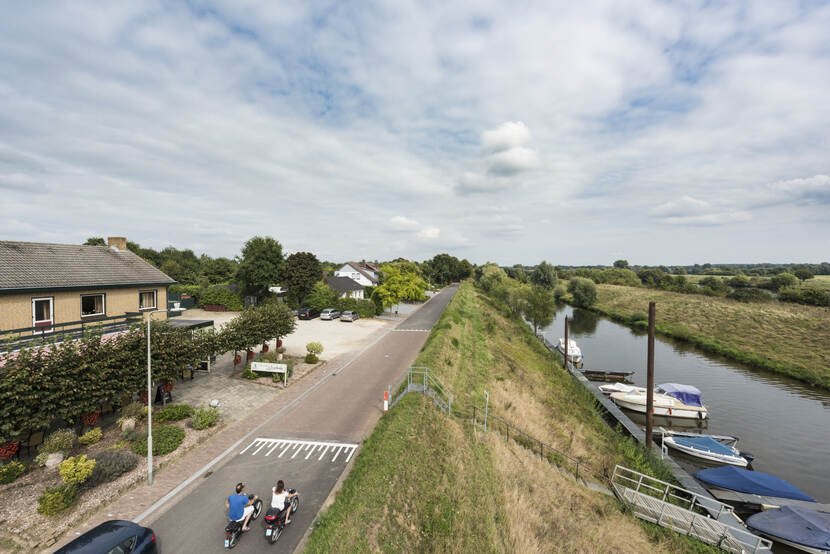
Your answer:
(555, 338), (583, 364)
(662, 435), (749, 467)
(610, 383), (708, 420)
(598, 383), (647, 395)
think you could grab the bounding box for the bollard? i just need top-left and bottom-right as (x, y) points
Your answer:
(383, 390), (389, 412)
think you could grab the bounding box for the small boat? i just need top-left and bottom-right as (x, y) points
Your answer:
(598, 383), (647, 395)
(609, 382), (708, 420)
(555, 338), (583, 365)
(662, 435), (749, 467)
(581, 369), (634, 382)
(747, 506), (830, 553)
(695, 466), (816, 503)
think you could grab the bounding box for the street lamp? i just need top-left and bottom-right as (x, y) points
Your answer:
(146, 308), (168, 486)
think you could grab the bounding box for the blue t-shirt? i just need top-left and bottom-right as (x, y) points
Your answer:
(228, 493), (248, 520)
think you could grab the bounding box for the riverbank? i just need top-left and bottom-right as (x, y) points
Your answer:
(574, 284), (830, 390)
(304, 283), (717, 553)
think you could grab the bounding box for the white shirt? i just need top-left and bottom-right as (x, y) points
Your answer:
(272, 489), (289, 509)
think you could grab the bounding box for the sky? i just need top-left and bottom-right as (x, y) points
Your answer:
(1, 1), (829, 266)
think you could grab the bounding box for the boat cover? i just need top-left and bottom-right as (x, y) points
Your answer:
(695, 466), (816, 502)
(747, 506), (830, 550)
(658, 383), (703, 407)
(671, 436), (735, 457)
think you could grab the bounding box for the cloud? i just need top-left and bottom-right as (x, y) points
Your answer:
(482, 121), (531, 153)
(387, 215), (420, 231)
(652, 195), (751, 225)
(487, 146), (540, 176)
(760, 174), (830, 206)
(456, 121), (539, 192)
(417, 227), (441, 240)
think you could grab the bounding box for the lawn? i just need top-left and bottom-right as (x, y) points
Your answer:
(589, 284), (830, 389)
(304, 283), (719, 553)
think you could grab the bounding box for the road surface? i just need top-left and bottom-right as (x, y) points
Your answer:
(142, 285), (457, 553)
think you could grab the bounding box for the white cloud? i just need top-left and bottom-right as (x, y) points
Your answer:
(482, 121), (531, 153)
(387, 215), (420, 231)
(487, 146), (540, 176)
(652, 196), (751, 226)
(417, 227), (441, 240)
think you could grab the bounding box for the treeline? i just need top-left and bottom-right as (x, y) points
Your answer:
(554, 260), (830, 277)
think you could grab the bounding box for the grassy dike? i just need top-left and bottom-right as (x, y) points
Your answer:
(304, 283), (718, 553)
(579, 284), (830, 390)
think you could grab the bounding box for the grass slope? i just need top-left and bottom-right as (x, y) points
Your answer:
(305, 283), (718, 553)
(586, 284), (830, 389)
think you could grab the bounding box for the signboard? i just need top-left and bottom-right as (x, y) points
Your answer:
(250, 362), (289, 387)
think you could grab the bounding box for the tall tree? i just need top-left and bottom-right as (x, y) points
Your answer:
(522, 285), (556, 334)
(568, 277), (597, 308)
(530, 261), (557, 290)
(235, 236), (285, 294)
(284, 252), (322, 306)
(201, 256), (238, 284)
(372, 262), (428, 308)
(613, 259), (629, 269)
(306, 280), (338, 311)
(84, 237), (106, 246)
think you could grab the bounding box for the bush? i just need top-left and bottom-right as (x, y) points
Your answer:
(306, 342), (324, 356)
(241, 369), (260, 380)
(199, 286), (244, 311)
(779, 287), (830, 307)
(120, 401), (146, 421)
(37, 483), (78, 515)
(78, 428), (102, 445)
(305, 353), (319, 364)
(0, 461), (26, 484)
(132, 425), (185, 457)
(552, 285), (566, 300)
(770, 272), (799, 291)
(86, 450), (139, 487)
(121, 429), (137, 442)
(191, 405), (220, 430)
(59, 455), (96, 485)
(630, 311), (648, 322)
(567, 277), (597, 308)
(335, 297), (377, 318)
(154, 404), (195, 423)
(41, 429), (76, 454)
(34, 451), (49, 467)
(727, 288), (773, 303)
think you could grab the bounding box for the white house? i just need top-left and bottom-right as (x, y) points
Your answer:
(325, 276), (365, 299)
(334, 261), (379, 287)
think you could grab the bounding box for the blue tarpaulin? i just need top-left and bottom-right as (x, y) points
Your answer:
(695, 466), (816, 502)
(747, 506), (830, 550)
(658, 383), (703, 407)
(672, 436), (735, 456)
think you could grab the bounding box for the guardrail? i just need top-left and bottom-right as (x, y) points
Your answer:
(0, 313), (142, 353)
(388, 366), (453, 414)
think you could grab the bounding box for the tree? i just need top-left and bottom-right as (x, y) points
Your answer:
(284, 252), (322, 306)
(728, 274), (751, 288)
(201, 256), (237, 284)
(236, 236), (284, 295)
(530, 261), (557, 290)
(84, 237), (106, 246)
(522, 285), (556, 334)
(613, 259), (629, 269)
(794, 268), (814, 282)
(568, 277), (597, 308)
(306, 281), (338, 311)
(770, 272), (799, 291)
(506, 264), (528, 283)
(372, 263), (428, 308)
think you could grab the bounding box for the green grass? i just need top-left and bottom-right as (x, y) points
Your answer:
(584, 284), (830, 389)
(804, 274), (830, 292)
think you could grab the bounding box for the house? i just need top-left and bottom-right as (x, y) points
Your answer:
(325, 276), (365, 299)
(0, 237), (175, 334)
(334, 260), (380, 287)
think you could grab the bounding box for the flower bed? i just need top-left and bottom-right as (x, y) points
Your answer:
(237, 355), (321, 388)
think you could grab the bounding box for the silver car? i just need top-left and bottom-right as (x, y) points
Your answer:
(340, 310), (359, 322)
(320, 308), (340, 320)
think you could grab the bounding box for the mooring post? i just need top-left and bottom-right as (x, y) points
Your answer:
(564, 315), (569, 370)
(645, 301), (656, 449)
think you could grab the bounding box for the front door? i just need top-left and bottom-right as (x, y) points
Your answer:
(32, 297), (53, 334)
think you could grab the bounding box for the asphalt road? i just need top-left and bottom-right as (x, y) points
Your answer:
(143, 285), (458, 553)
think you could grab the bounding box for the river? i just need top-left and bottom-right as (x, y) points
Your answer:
(541, 304), (830, 502)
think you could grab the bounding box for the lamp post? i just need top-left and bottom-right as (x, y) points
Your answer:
(146, 308), (168, 486)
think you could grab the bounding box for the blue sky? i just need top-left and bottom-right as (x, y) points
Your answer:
(1, 1), (828, 265)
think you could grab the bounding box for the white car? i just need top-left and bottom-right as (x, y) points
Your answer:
(320, 308), (341, 320)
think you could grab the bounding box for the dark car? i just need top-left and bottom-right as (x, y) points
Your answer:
(297, 307), (319, 320)
(54, 520), (157, 553)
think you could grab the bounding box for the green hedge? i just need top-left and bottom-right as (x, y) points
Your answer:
(335, 297), (377, 318)
(199, 286), (244, 311)
(154, 404), (195, 423)
(132, 425), (185, 457)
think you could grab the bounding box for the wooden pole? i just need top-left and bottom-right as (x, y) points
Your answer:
(564, 315), (569, 369)
(645, 301), (656, 449)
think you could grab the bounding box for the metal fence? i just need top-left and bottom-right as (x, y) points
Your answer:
(0, 313), (142, 353)
(388, 366), (453, 414)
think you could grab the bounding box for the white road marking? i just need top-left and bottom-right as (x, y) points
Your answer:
(392, 328), (432, 332)
(240, 438), (358, 464)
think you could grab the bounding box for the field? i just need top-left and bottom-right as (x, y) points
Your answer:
(804, 274), (830, 292)
(304, 283), (718, 553)
(589, 284), (830, 388)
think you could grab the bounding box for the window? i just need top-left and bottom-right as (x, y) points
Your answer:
(32, 297), (53, 334)
(139, 290), (157, 310)
(81, 294), (105, 317)
(106, 535), (136, 554)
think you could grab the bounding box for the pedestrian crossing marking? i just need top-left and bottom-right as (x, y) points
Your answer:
(239, 438), (358, 464)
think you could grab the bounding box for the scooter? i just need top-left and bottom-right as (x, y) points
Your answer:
(224, 494), (263, 548)
(264, 489), (300, 544)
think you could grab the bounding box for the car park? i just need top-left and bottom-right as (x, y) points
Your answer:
(320, 308), (341, 320)
(297, 307), (320, 320)
(340, 310), (359, 322)
(54, 520), (158, 553)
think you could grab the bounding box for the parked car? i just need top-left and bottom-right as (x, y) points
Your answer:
(297, 307), (319, 320)
(54, 520), (157, 553)
(340, 310), (359, 322)
(320, 308), (341, 320)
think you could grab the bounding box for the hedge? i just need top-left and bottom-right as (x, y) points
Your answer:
(132, 425), (185, 457)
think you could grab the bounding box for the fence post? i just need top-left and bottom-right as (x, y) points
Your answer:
(506, 424), (509, 442)
(539, 440), (543, 459)
(484, 390), (489, 433)
(575, 460), (580, 481)
(473, 405), (477, 426)
(384, 389), (389, 412)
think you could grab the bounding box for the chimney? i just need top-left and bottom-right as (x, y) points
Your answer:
(107, 236), (127, 251)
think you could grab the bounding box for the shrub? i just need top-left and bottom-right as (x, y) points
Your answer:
(305, 353), (319, 364)
(567, 277), (597, 308)
(779, 287), (830, 307)
(306, 342), (324, 356)
(78, 428), (102, 445)
(269, 362), (293, 381)
(41, 429), (76, 454)
(770, 272), (799, 291)
(37, 483), (78, 515)
(727, 288), (773, 303)
(553, 285), (566, 300)
(0, 461), (26, 484)
(132, 425), (185, 457)
(121, 429), (137, 442)
(154, 404), (194, 423)
(630, 311), (648, 323)
(241, 369), (260, 380)
(59, 455), (96, 485)
(191, 405), (220, 430)
(120, 401), (146, 421)
(85, 450), (139, 487)
(199, 286), (244, 311)
(34, 451), (49, 467)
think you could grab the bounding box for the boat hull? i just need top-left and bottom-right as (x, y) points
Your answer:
(610, 392), (708, 420)
(663, 437), (748, 467)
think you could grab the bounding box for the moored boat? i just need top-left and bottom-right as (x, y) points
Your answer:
(598, 383), (647, 395)
(662, 435), (749, 467)
(555, 338), (583, 365)
(695, 466), (816, 503)
(581, 369), (634, 382)
(747, 506), (830, 553)
(609, 382), (708, 420)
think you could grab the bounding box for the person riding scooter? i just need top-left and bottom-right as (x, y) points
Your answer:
(271, 480), (298, 524)
(226, 482), (258, 531)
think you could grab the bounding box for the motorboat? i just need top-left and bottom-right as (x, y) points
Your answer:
(597, 383), (647, 395)
(609, 382), (708, 420)
(662, 435), (749, 467)
(747, 506), (830, 553)
(555, 338), (583, 365)
(695, 466), (816, 503)
(581, 369), (634, 382)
